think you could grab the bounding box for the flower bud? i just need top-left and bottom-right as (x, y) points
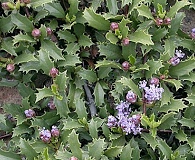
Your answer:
(155, 18), (163, 26)
(51, 126), (60, 137)
(163, 17), (171, 25)
(39, 128), (51, 143)
(122, 61), (130, 71)
(110, 22), (119, 31)
(49, 67), (59, 78)
(70, 157), (78, 160)
(160, 75), (166, 80)
(169, 56), (180, 66)
(48, 100), (56, 110)
(6, 64), (15, 72)
(190, 28), (195, 39)
(122, 38), (129, 46)
(2, 2), (9, 10)
(23, 0), (31, 4)
(46, 27), (52, 36)
(149, 77), (159, 85)
(132, 114), (141, 125)
(126, 91), (137, 103)
(24, 109), (36, 118)
(31, 28), (41, 38)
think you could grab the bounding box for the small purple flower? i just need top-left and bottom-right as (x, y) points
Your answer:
(39, 128), (51, 143)
(51, 126), (60, 137)
(126, 91), (137, 103)
(175, 50), (185, 58)
(191, 28), (195, 39)
(107, 115), (117, 128)
(149, 77), (159, 85)
(24, 109), (35, 118)
(48, 100), (56, 110)
(169, 56), (180, 66)
(116, 101), (131, 117)
(139, 80), (147, 89)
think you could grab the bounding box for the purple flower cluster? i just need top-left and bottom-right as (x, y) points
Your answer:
(139, 78), (164, 104)
(107, 101), (142, 135)
(24, 109), (36, 118)
(169, 50), (185, 66)
(39, 126), (60, 143)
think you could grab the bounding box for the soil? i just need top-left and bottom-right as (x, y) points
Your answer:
(0, 8), (195, 106)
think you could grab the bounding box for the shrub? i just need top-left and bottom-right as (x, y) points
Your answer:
(0, 0), (195, 159)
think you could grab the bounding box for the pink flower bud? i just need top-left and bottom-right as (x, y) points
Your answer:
(155, 18), (163, 26)
(49, 67), (59, 78)
(2, 2), (9, 10)
(163, 17), (171, 25)
(122, 61), (130, 71)
(31, 28), (41, 38)
(24, 109), (36, 118)
(149, 77), (159, 85)
(110, 22), (119, 31)
(48, 100), (56, 110)
(51, 126), (60, 137)
(126, 91), (137, 103)
(46, 27), (52, 36)
(122, 38), (129, 46)
(70, 157), (78, 160)
(39, 128), (51, 143)
(6, 64), (15, 72)
(23, 0), (31, 4)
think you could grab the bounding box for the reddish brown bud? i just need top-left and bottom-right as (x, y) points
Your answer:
(31, 28), (41, 38)
(110, 22), (119, 31)
(122, 61), (130, 71)
(155, 18), (163, 26)
(6, 64), (15, 72)
(46, 27), (52, 36)
(163, 17), (171, 25)
(49, 67), (59, 78)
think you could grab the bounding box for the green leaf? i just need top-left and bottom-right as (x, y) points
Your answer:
(68, 130), (83, 159)
(83, 8), (110, 30)
(159, 99), (188, 112)
(91, 0), (102, 11)
(62, 119), (83, 130)
(58, 54), (81, 67)
(77, 69), (97, 83)
(178, 118), (195, 128)
(118, 77), (141, 97)
(121, 0), (132, 8)
(106, 32), (118, 44)
(94, 82), (105, 106)
(104, 146), (123, 158)
(0, 114), (6, 125)
(0, 149), (21, 160)
(175, 130), (187, 142)
(88, 118), (98, 139)
(65, 43), (80, 55)
(160, 39), (175, 61)
(157, 139), (172, 159)
(13, 123), (33, 137)
(136, 4), (154, 19)
(166, 0), (191, 18)
(57, 30), (77, 43)
(160, 83), (173, 106)
(0, 78), (19, 87)
(35, 88), (54, 103)
(0, 15), (14, 33)
(34, 10), (49, 23)
(98, 44), (121, 60)
(120, 143), (133, 160)
(11, 13), (34, 32)
(41, 39), (64, 60)
(30, 0), (55, 8)
(55, 71), (68, 92)
(119, 18), (131, 38)
(1, 38), (17, 56)
(97, 67), (112, 79)
(88, 138), (106, 160)
(152, 27), (168, 42)
(163, 79), (182, 91)
(74, 99), (87, 119)
(44, 3), (65, 18)
(54, 96), (69, 118)
(13, 34), (36, 45)
(14, 53), (38, 64)
(180, 72), (195, 82)
(106, 0), (118, 15)
(68, 0), (79, 18)
(95, 59), (121, 69)
(185, 94), (195, 106)
(38, 49), (54, 75)
(141, 132), (158, 150)
(78, 35), (93, 47)
(130, 30), (154, 45)
(19, 139), (38, 160)
(169, 58), (195, 77)
(19, 61), (40, 73)
(158, 112), (177, 129)
(145, 59), (163, 78)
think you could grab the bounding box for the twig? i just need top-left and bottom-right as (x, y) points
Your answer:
(142, 129), (172, 133)
(24, 7), (30, 18)
(83, 80), (97, 117)
(0, 133), (12, 139)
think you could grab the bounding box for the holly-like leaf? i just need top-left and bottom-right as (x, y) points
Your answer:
(169, 58), (195, 77)
(54, 96), (69, 118)
(78, 34), (93, 47)
(74, 99), (87, 119)
(94, 82), (105, 106)
(44, 3), (65, 18)
(1, 38), (17, 56)
(13, 34), (36, 45)
(13, 123), (33, 137)
(68, 130), (83, 159)
(0, 15), (14, 33)
(0, 149), (21, 160)
(65, 43), (80, 55)
(178, 118), (195, 128)
(97, 67), (112, 79)
(120, 143), (133, 160)
(19, 138), (38, 160)
(68, 0), (79, 18)
(14, 53), (38, 64)
(95, 59), (121, 69)
(166, 0), (191, 18)
(119, 18), (131, 38)
(106, 0), (118, 15)
(106, 32), (118, 44)
(136, 4), (154, 19)
(175, 130), (188, 142)
(118, 77), (141, 97)
(41, 39), (64, 60)
(88, 138), (106, 160)
(160, 83), (173, 106)
(55, 71), (68, 92)
(163, 79), (182, 91)
(57, 30), (77, 43)
(83, 8), (110, 30)
(11, 13), (34, 32)
(30, 0), (55, 8)
(130, 30), (154, 45)
(152, 27), (168, 42)
(141, 132), (158, 150)
(157, 139), (172, 159)
(77, 69), (97, 83)
(121, 0), (132, 8)
(145, 59), (163, 78)
(19, 61), (40, 73)
(180, 72), (195, 82)
(58, 54), (81, 67)
(185, 94), (195, 106)
(104, 146), (123, 158)
(160, 39), (175, 61)
(62, 119), (83, 130)
(88, 118), (98, 139)
(158, 112), (177, 129)
(34, 10), (49, 23)
(35, 88), (54, 103)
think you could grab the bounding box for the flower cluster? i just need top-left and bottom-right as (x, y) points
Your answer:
(39, 126), (60, 143)
(139, 78), (164, 104)
(107, 101), (142, 135)
(169, 50), (185, 66)
(24, 109), (36, 118)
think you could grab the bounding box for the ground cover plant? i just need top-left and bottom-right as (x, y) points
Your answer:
(0, 0), (195, 159)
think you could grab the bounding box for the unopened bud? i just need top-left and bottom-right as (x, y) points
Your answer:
(122, 61), (130, 71)
(126, 91), (137, 103)
(46, 27), (52, 36)
(24, 109), (36, 118)
(31, 28), (41, 38)
(163, 17), (171, 25)
(149, 77), (159, 85)
(51, 126), (60, 137)
(110, 22), (119, 31)
(6, 64), (15, 72)
(155, 18), (163, 26)
(122, 38), (129, 46)
(49, 67), (59, 78)
(70, 157), (78, 160)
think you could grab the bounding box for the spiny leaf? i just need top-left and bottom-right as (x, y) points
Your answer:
(104, 146), (123, 158)
(141, 132), (158, 150)
(88, 118), (98, 139)
(0, 149), (21, 160)
(30, 0), (55, 8)
(106, 0), (118, 15)
(157, 139), (172, 159)
(0, 15), (14, 33)
(65, 43), (80, 55)
(119, 18), (131, 38)
(120, 143), (133, 160)
(94, 82), (105, 106)
(62, 119), (83, 130)
(175, 130), (188, 142)
(44, 3), (65, 18)
(13, 34), (36, 45)
(178, 118), (195, 128)
(163, 79), (182, 91)
(19, 61), (40, 73)
(58, 54), (81, 67)
(145, 59), (163, 78)
(57, 30), (77, 43)
(83, 8), (110, 30)
(77, 69), (97, 83)
(78, 34), (93, 47)
(1, 38), (17, 56)
(136, 4), (154, 19)
(35, 88), (54, 103)
(97, 67), (112, 79)
(106, 32), (118, 44)
(95, 59), (121, 69)
(68, 0), (79, 18)
(74, 99), (87, 119)
(55, 71), (68, 92)
(13, 124), (33, 137)
(185, 94), (195, 106)
(14, 53), (38, 64)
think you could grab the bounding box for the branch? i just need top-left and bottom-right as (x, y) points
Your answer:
(83, 80), (97, 117)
